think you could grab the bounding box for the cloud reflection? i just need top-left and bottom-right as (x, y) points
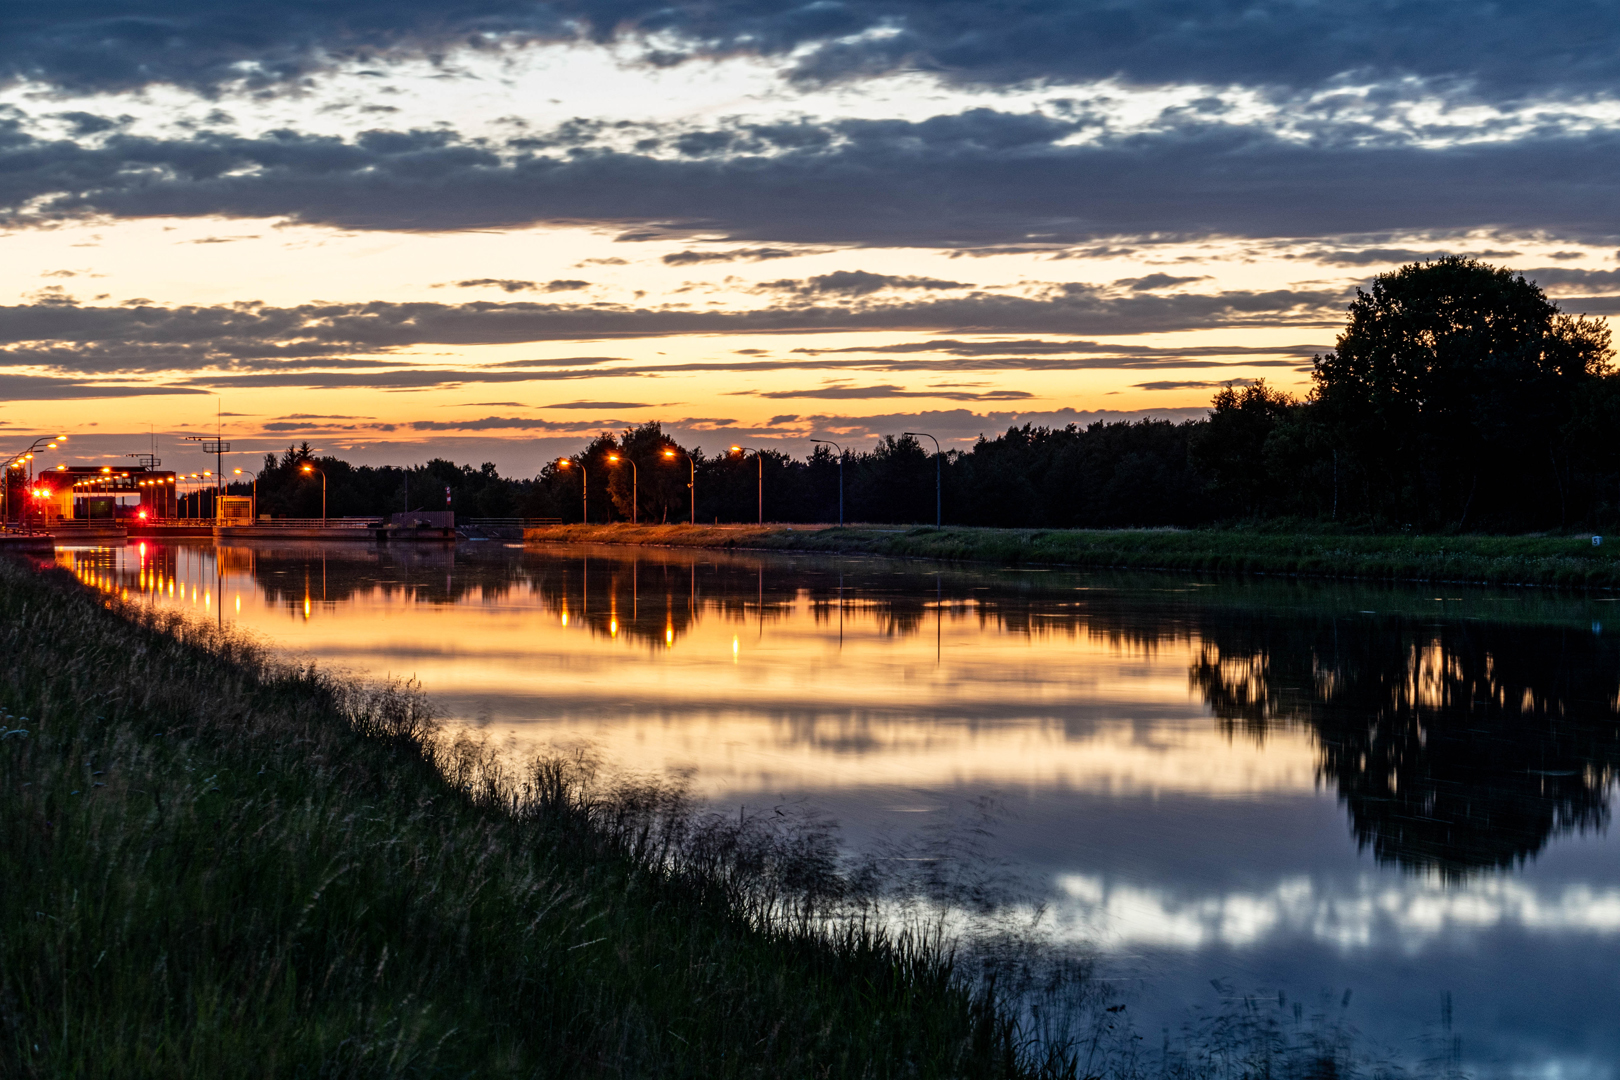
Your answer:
(1053, 872), (1620, 952)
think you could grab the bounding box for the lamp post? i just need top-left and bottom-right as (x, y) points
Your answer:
(607, 453), (637, 524)
(300, 463), (326, 525)
(809, 438), (845, 526)
(662, 447), (695, 525)
(730, 445), (762, 525)
(233, 467), (258, 520)
(3, 436), (64, 527)
(557, 458), (587, 524)
(902, 431), (941, 527)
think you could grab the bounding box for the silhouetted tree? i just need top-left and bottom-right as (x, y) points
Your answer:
(1312, 257), (1613, 528)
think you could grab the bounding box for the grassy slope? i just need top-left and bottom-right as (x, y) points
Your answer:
(525, 523), (1620, 588)
(0, 557), (1023, 1079)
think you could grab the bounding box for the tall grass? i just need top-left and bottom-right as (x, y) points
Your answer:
(526, 523), (1620, 589)
(0, 556), (1025, 1078)
(0, 555), (1474, 1078)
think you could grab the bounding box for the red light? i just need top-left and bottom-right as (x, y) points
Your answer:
(138, 510), (148, 520)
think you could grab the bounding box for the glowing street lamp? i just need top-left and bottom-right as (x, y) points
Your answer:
(301, 463), (327, 525)
(556, 458), (588, 524)
(730, 445), (762, 525)
(662, 447), (695, 525)
(606, 453), (637, 524)
(234, 467), (259, 519)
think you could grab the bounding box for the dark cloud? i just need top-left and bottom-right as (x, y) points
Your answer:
(262, 420), (394, 432)
(750, 383), (1031, 401)
(759, 270), (972, 297)
(1518, 267), (1620, 290)
(5, 0), (1619, 107)
(1113, 274), (1210, 291)
(799, 406), (1212, 445)
(1286, 246), (1524, 266)
(796, 338), (1327, 358)
(1134, 378), (1257, 391)
(1551, 295), (1620, 315)
(181, 368), (607, 390)
(662, 247), (814, 265)
(485, 356), (627, 368)
(541, 400), (653, 409)
(0, 373), (207, 400)
(5, 116), (1620, 247)
(407, 415), (634, 432)
(447, 278), (541, 292)
(0, 287), (1341, 380)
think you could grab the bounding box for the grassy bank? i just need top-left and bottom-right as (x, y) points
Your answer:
(0, 556), (1032, 1078)
(525, 523), (1620, 588)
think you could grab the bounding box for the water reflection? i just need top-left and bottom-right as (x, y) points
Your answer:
(1192, 617), (1620, 876)
(46, 539), (1620, 1070)
(55, 541), (1620, 879)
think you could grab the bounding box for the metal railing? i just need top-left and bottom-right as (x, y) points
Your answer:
(127, 517), (383, 529)
(464, 517), (562, 527)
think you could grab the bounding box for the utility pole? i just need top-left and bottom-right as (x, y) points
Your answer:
(183, 402), (230, 521)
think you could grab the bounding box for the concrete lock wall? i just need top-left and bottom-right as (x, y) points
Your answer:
(389, 511), (454, 529)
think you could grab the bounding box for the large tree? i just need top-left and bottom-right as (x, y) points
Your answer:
(1312, 257), (1612, 527)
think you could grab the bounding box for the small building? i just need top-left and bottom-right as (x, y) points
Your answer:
(217, 495), (254, 522)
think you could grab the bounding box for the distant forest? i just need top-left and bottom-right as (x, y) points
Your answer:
(229, 259), (1620, 533)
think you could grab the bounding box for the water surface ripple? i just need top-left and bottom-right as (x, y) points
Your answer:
(58, 539), (1620, 1075)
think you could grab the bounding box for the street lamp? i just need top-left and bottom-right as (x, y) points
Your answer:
(233, 467), (259, 520)
(730, 445), (763, 525)
(1, 436), (65, 525)
(662, 447), (695, 525)
(556, 458), (588, 524)
(902, 431), (941, 527)
(809, 438), (845, 526)
(300, 463), (326, 525)
(607, 453), (637, 524)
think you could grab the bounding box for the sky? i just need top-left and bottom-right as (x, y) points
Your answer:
(5, 0), (1620, 474)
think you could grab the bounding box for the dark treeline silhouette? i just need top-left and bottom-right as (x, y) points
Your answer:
(226, 443), (544, 520)
(232, 258), (1619, 532)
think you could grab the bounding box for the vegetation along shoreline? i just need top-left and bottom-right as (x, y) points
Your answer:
(523, 523), (1620, 590)
(0, 554), (1061, 1078)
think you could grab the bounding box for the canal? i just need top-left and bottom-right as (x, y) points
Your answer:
(56, 538), (1620, 1075)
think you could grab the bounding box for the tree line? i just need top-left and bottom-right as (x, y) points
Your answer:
(230, 259), (1620, 532)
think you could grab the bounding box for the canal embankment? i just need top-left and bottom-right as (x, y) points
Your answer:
(0, 554), (1035, 1078)
(524, 522), (1620, 588)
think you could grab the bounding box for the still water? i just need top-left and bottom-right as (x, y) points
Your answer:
(57, 539), (1620, 1075)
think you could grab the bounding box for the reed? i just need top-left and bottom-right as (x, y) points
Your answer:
(0, 556), (1025, 1078)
